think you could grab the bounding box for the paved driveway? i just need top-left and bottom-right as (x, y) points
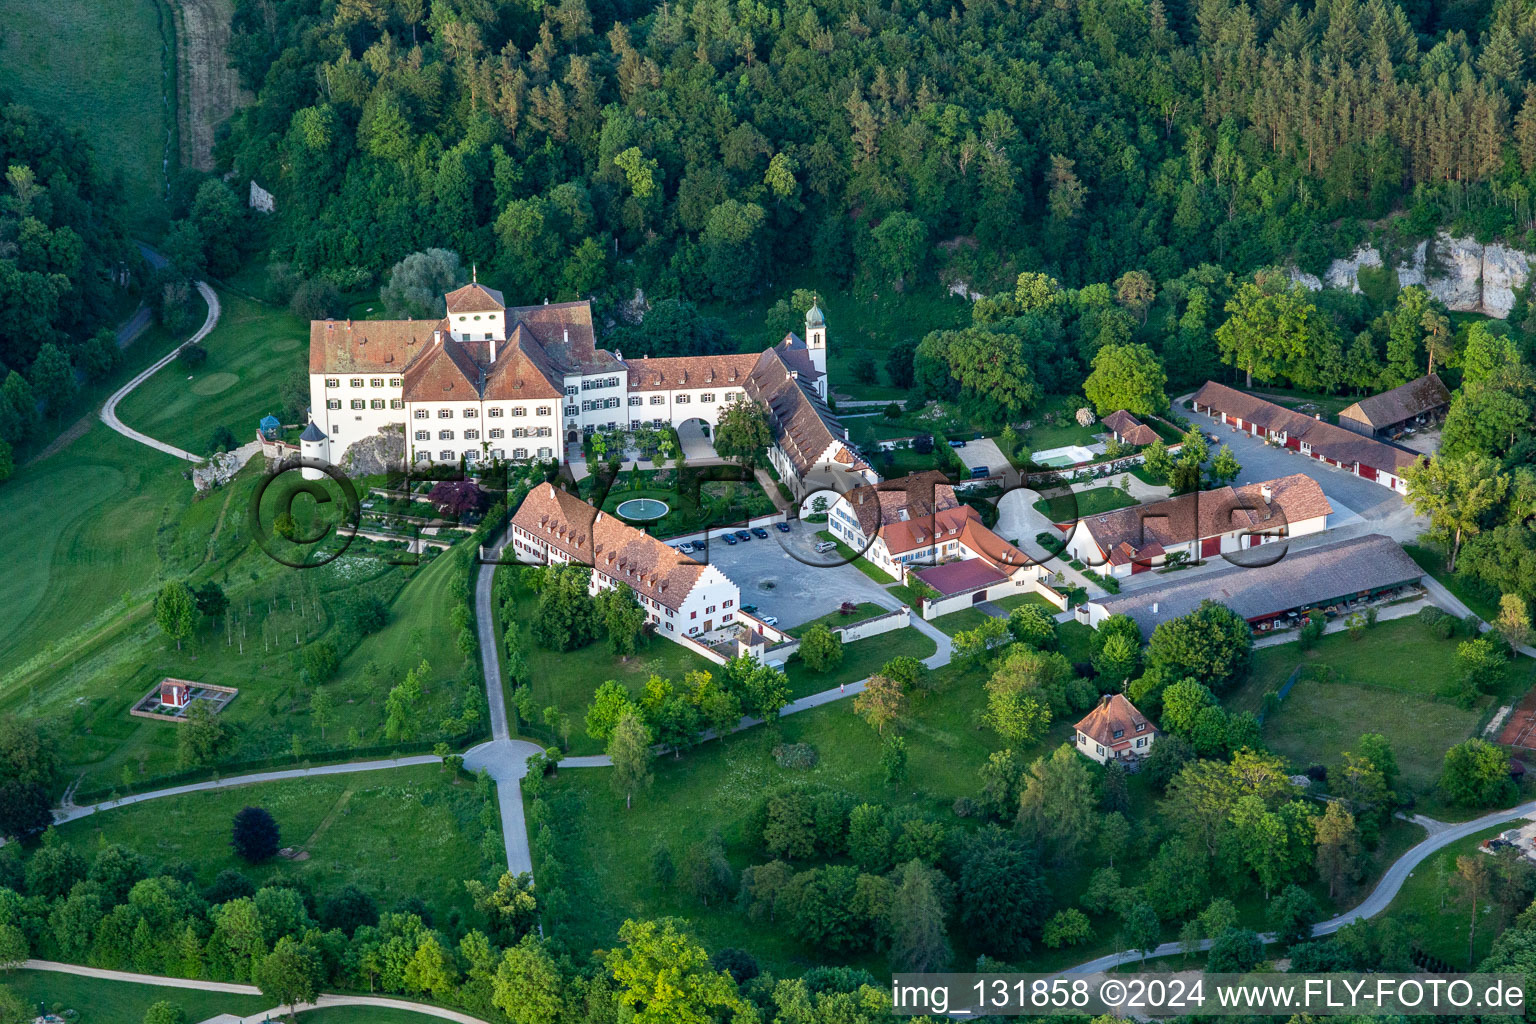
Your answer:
(695, 522), (899, 628)
(1193, 408), (1407, 522)
(953, 438), (1013, 482)
(678, 419), (718, 461)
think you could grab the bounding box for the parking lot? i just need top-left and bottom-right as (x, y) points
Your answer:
(953, 437), (1015, 483)
(683, 520), (898, 628)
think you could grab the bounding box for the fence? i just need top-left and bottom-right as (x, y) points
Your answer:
(835, 606), (909, 642)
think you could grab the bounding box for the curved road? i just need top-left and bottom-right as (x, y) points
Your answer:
(100, 252), (221, 462)
(17, 960), (495, 1024)
(1065, 800), (1536, 972)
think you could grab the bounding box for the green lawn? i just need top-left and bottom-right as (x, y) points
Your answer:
(786, 602), (888, 637)
(1224, 618), (1526, 795)
(1378, 824), (1509, 968)
(930, 607), (996, 636)
(1033, 487), (1138, 523)
(52, 764), (501, 923)
(1404, 542), (1502, 622)
(780, 627), (937, 699)
(2, 970), (269, 1023)
(0, 0), (170, 232)
(497, 576), (718, 756)
(813, 531), (897, 583)
(540, 656), (1023, 973)
(992, 592), (1055, 613)
(116, 290), (307, 456)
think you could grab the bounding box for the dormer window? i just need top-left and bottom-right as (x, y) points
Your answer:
(1112, 729), (1124, 739)
(1135, 722), (1146, 732)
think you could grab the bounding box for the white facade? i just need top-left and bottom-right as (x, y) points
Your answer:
(407, 398), (560, 466)
(309, 371), (406, 464)
(625, 387), (748, 432)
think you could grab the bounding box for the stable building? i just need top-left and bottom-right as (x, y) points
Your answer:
(1337, 373), (1450, 438)
(1065, 473), (1332, 577)
(1191, 381), (1423, 492)
(1081, 532), (1424, 634)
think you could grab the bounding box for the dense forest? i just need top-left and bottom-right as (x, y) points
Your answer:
(0, 97), (138, 475)
(222, 0), (1536, 308)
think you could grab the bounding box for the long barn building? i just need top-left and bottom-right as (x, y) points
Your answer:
(1190, 381), (1423, 493)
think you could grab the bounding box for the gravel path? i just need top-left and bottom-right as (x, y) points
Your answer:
(1064, 800), (1536, 972)
(17, 959), (494, 1024)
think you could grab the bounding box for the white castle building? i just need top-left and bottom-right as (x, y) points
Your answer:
(305, 282), (875, 496)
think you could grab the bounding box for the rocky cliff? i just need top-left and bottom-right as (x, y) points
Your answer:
(1288, 232), (1533, 317)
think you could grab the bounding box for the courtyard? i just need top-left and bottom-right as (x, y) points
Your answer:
(696, 519), (904, 628)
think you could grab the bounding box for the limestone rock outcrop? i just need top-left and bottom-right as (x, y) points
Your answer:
(1291, 233), (1534, 317)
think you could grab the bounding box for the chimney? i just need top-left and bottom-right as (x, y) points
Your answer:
(1261, 484), (1273, 502)
(490, 339), (497, 362)
(433, 330), (442, 345)
(1152, 602), (1159, 613)
(563, 328), (569, 344)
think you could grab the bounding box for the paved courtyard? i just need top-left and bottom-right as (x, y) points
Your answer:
(953, 437), (1014, 483)
(1193, 407), (1409, 523)
(692, 521), (899, 628)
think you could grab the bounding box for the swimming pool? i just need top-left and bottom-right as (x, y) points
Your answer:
(615, 497), (670, 521)
(1030, 444), (1097, 467)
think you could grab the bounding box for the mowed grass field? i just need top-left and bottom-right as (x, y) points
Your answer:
(1226, 618), (1531, 796)
(0, 423), (188, 678)
(0, 0), (169, 233)
(2, 971), (268, 1023)
(52, 764), (501, 923)
(116, 290), (307, 454)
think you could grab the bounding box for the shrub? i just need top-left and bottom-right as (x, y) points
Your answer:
(288, 278), (344, 320)
(177, 344), (208, 369)
(231, 806), (280, 863)
(773, 743), (820, 769)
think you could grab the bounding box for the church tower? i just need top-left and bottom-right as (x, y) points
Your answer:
(805, 299), (827, 385)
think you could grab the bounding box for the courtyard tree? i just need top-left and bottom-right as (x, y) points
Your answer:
(428, 480), (488, 518)
(380, 248), (466, 318)
(155, 581), (198, 650)
(1083, 343), (1167, 418)
(712, 401), (772, 468)
(231, 806), (281, 863)
(1208, 445), (1241, 486)
(1006, 603), (1058, 650)
(798, 624), (843, 673)
(1404, 453), (1508, 572)
(853, 673), (904, 735)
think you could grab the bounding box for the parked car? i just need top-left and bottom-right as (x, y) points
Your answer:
(751, 526), (769, 538)
(741, 603), (758, 614)
(761, 615), (780, 627)
(948, 439), (967, 448)
(969, 465), (990, 479)
(675, 541), (694, 553)
(734, 530), (752, 542)
(722, 533), (738, 545)
(775, 521), (791, 532)
(815, 540), (838, 553)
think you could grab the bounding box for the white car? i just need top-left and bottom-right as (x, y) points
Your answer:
(761, 615), (779, 627)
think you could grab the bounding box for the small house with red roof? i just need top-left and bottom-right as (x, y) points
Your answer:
(1074, 694), (1158, 764)
(1101, 410), (1158, 447)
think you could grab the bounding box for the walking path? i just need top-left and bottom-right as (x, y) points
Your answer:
(100, 275), (221, 463)
(1064, 800), (1536, 972)
(15, 960), (494, 1024)
(53, 756), (439, 826)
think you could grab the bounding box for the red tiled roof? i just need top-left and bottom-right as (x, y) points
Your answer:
(1075, 694), (1156, 749)
(1339, 373), (1450, 430)
(914, 558), (1007, 596)
(881, 504), (981, 555)
(444, 283), (506, 313)
(624, 353), (759, 393)
(511, 484), (713, 612)
(309, 318), (442, 373)
(1192, 381), (1421, 473)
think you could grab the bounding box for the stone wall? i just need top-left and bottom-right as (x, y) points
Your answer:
(1289, 233), (1533, 318)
